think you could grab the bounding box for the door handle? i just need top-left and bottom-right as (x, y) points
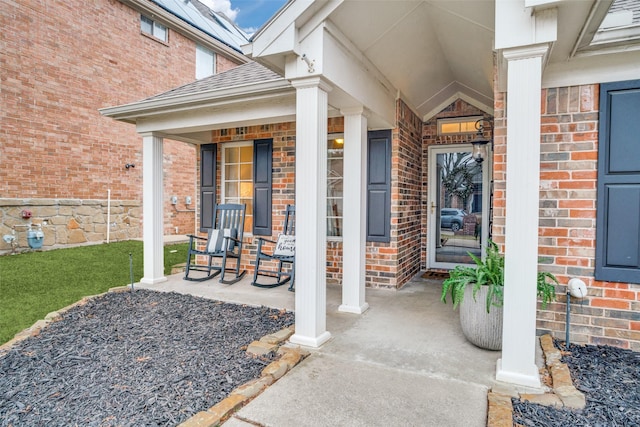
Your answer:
(431, 202), (436, 214)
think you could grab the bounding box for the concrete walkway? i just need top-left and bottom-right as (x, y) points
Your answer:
(138, 272), (502, 426)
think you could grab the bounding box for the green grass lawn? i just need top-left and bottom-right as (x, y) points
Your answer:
(0, 241), (188, 345)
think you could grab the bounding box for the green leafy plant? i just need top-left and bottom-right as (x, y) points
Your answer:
(440, 240), (557, 313)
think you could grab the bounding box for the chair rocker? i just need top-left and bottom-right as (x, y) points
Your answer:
(251, 205), (295, 291)
(184, 203), (247, 284)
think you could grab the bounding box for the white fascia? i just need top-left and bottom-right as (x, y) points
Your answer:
(119, 0), (248, 63)
(99, 79), (293, 122)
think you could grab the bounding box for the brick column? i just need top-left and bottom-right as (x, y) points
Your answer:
(289, 78), (332, 348)
(140, 133), (167, 285)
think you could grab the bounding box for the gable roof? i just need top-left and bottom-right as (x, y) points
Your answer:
(145, 61), (286, 102)
(100, 61), (292, 123)
(151, 0), (249, 51)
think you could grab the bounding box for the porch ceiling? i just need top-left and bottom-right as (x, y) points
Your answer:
(326, 0), (496, 121)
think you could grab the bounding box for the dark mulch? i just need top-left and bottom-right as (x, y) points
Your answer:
(512, 340), (640, 426)
(0, 290), (294, 426)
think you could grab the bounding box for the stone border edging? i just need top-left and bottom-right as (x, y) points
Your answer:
(487, 334), (586, 427)
(178, 327), (308, 427)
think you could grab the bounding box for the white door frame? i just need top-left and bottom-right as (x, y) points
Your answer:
(427, 144), (491, 270)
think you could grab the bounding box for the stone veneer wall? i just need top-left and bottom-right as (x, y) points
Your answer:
(493, 84), (640, 351)
(0, 198), (141, 254)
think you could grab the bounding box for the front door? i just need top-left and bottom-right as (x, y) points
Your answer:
(428, 145), (490, 269)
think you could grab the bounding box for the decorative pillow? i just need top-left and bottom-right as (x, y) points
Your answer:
(207, 229), (224, 253)
(273, 234), (295, 257)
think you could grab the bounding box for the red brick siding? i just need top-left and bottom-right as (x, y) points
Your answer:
(494, 83), (640, 351)
(206, 115), (419, 289)
(209, 123), (297, 274)
(389, 99), (423, 287)
(0, 0), (243, 245)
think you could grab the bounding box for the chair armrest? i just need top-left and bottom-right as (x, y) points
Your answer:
(186, 234), (208, 241)
(255, 237), (277, 245)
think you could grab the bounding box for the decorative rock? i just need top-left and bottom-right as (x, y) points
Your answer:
(279, 349), (302, 369)
(206, 394), (247, 424)
(487, 392), (513, 427)
(262, 360), (289, 380)
(520, 393), (563, 407)
(555, 385), (586, 409)
(246, 340), (278, 356)
(260, 326), (294, 344)
(231, 377), (274, 399)
(44, 311), (61, 321)
(178, 411), (220, 427)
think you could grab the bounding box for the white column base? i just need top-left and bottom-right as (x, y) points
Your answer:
(496, 359), (542, 389)
(140, 277), (168, 285)
(290, 331), (332, 348)
(338, 302), (370, 314)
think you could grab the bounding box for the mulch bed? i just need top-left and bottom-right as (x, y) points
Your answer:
(0, 290), (294, 426)
(512, 340), (640, 426)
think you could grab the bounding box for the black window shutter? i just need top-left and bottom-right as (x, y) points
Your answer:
(200, 144), (217, 231)
(253, 139), (273, 235)
(367, 130), (391, 242)
(595, 80), (640, 283)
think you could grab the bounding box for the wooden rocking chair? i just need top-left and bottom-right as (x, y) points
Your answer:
(251, 205), (295, 291)
(184, 203), (247, 284)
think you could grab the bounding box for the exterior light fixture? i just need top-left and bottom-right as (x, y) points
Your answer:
(470, 119), (492, 164)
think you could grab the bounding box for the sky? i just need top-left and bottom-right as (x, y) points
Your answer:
(201, 0), (289, 36)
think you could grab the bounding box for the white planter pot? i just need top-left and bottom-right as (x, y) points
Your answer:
(459, 285), (503, 350)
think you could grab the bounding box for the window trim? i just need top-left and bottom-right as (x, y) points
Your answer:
(437, 116), (483, 135)
(196, 44), (216, 79)
(221, 141), (254, 235)
(327, 133), (344, 241)
(140, 15), (168, 43)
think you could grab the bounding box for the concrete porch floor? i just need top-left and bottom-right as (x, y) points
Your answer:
(137, 271), (502, 426)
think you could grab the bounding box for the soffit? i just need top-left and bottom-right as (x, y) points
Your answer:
(327, 0), (495, 121)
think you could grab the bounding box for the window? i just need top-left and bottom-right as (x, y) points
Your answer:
(438, 117), (482, 135)
(327, 135), (344, 237)
(222, 143), (254, 232)
(196, 45), (216, 79)
(140, 15), (167, 42)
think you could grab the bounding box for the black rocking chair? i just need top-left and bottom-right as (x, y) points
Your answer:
(251, 205), (295, 291)
(184, 203), (247, 284)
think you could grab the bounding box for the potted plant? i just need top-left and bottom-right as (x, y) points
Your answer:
(440, 240), (558, 350)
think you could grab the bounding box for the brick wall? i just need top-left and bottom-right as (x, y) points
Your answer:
(209, 123), (297, 274)
(493, 84), (640, 351)
(388, 99), (423, 287)
(207, 115), (420, 289)
(0, 0), (242, 251)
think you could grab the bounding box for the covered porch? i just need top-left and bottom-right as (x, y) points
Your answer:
(135, 271), (501, 426)
(98, 0), (602, 389)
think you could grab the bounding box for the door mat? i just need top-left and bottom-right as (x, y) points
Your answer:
(421, 270), (450, 279)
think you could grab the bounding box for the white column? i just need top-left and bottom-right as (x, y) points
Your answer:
(496, 45), (549, 388)
(339, 107), (369, 314)
(140, 133), (167, 285)
(290, 77), (332, 348)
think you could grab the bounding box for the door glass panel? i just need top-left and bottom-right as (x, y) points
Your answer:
(435, 151), (483, 264)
